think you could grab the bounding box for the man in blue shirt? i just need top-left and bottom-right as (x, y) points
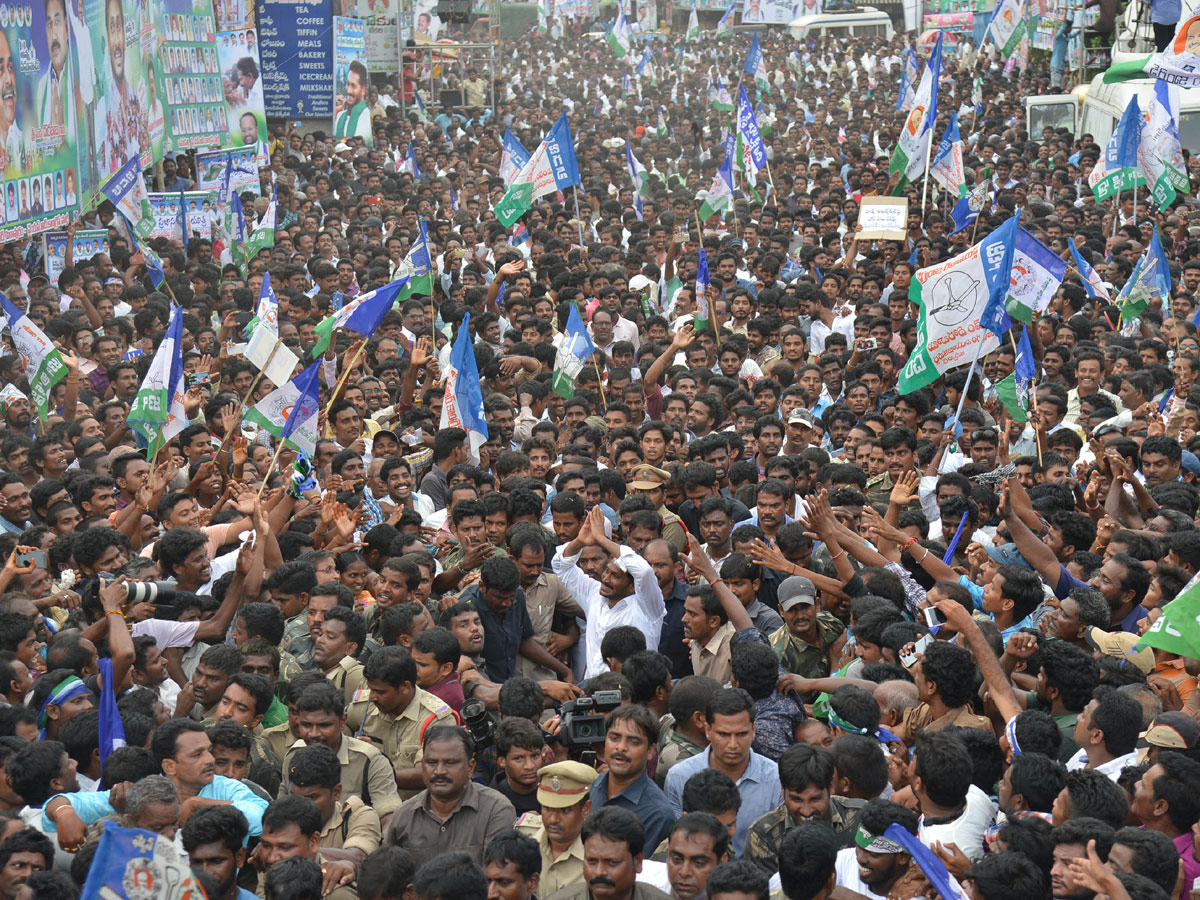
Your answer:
(589, 704), (675, 852)
(664, 688), (783, 857)
(42, 718), (269, 847)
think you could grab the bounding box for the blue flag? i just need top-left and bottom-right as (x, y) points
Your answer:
(281, 361), (322, 446)
(942, 515), (967, 564)
(341, 278), (411, 337)
(1015, 325), (1036, 403)
(950, 180), (990, 235)
(81, 824), (205, 900)
(979, 212), (1021, 339)
(1068, 240), (1109, 300)
(744, 32), (763, 77)
(883, 825), (969, 900)
(136, 235), (166, 289)
(449, 185), (459, 211)
(543, 111), (582, 190)
(441, 312), (489, 462)
(97, 658), (126, 765)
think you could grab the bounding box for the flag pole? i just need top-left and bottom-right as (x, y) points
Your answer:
(593, 352), (608, 412)
(257, 438), (288, 498)
(217, 342), (280, 459)
(325, 340), (369, 417)
(572, 189), (585, 249)
(919, 131), (935, 222)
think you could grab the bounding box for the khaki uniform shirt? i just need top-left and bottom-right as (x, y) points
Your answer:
(326, 656), (368, 731)
(658, 506), (688, 552)
(516, 812), (586, 896)
(544, 882), (672, 900)
(283, 735), (404, 817)
(689, 621), (736, 684)
(321, 795), (382, 856)
(515, 573), (586, 682)
(261, 721), (297, 765)
(255, 853), (359, 900)
(354, 687), (458, 800)
(386, 781), (516, 868)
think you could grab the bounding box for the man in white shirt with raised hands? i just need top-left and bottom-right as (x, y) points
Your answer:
(551, 506), (664, 678)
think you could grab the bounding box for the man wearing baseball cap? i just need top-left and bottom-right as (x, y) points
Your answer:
(515, 761), (597, 896)
(769, 576), (845, 704)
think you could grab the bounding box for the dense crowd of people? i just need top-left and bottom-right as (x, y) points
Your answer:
(0, 12), (1192, 900)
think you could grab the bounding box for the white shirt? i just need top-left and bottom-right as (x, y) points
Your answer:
(835, 847), (887, 900)
(551, 544), (664, 678)
(918, 784), (996, 862)
(1066, 748), (1137, 782)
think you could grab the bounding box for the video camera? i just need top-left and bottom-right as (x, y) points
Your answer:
(559, 690), (624, 748)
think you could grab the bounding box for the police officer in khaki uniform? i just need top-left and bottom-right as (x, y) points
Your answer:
(515, 761), (596, 897)
(285, 743), (383, 862)
(353, 645), (460, 801)
(281, 681), (404, 819)
(315, 608), (369, 731)
(627, 464), (688, 551)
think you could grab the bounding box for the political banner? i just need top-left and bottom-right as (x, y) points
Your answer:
(43, 229), (109, 285)
(0, 0), (91, 240)
(215, 0), (256, 30)
(257, 0), (332, 119)
(352, 0), (397, 72)
(147, 191), (214, 240)
(409, 0), (444, 41)
(216, 29), (268, 149)
(742, 0), (815, 23)
(196, 146), (262, 197)
(143, 1), (217, 155)
(333, 17), (371, 146)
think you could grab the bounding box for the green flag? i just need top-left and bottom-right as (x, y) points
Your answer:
(994, 373), (1028, 423)
(1139, 573), (1200, 659)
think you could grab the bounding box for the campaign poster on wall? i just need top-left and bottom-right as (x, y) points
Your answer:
(214, 0), (255, 30)
(146, 190), (214, 239)
(43, 228), (109, 284)
(196, 146), (262, 196)
(144, 0), (222, 153)
(0, 0), (90, 240)
(740, 0), (805, 22)
(257, 0), (331, 119)
(216, 28), (267, 148)
(351, 0), (395, 72)
(332, 17), (371, 146)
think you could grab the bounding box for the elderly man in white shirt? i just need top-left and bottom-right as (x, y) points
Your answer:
(551, 506), (664, 678)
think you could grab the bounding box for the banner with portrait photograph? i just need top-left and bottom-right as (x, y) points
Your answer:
(43, 228), (109, 284)
(145, 0), (222, 152)
(216, 27), (267, 149)
(332, 16), (371, 147)
(0, 0), (89, 240)
(349, 0), (395, 72)
(146, 190), (214, 239)
(740, 0), (811, 23)
(196, 146), (261, 196)
(214, 0), (255, 31)
(79, 0), (159, 214)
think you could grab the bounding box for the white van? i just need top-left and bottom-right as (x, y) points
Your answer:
(1025, 70), (1200, 150)
(786, 7), (894, 40)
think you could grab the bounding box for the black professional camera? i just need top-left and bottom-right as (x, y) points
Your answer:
(460, 697), (495, 750)
(85, 577), (178, 617)
(559, 690), (624, 748)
